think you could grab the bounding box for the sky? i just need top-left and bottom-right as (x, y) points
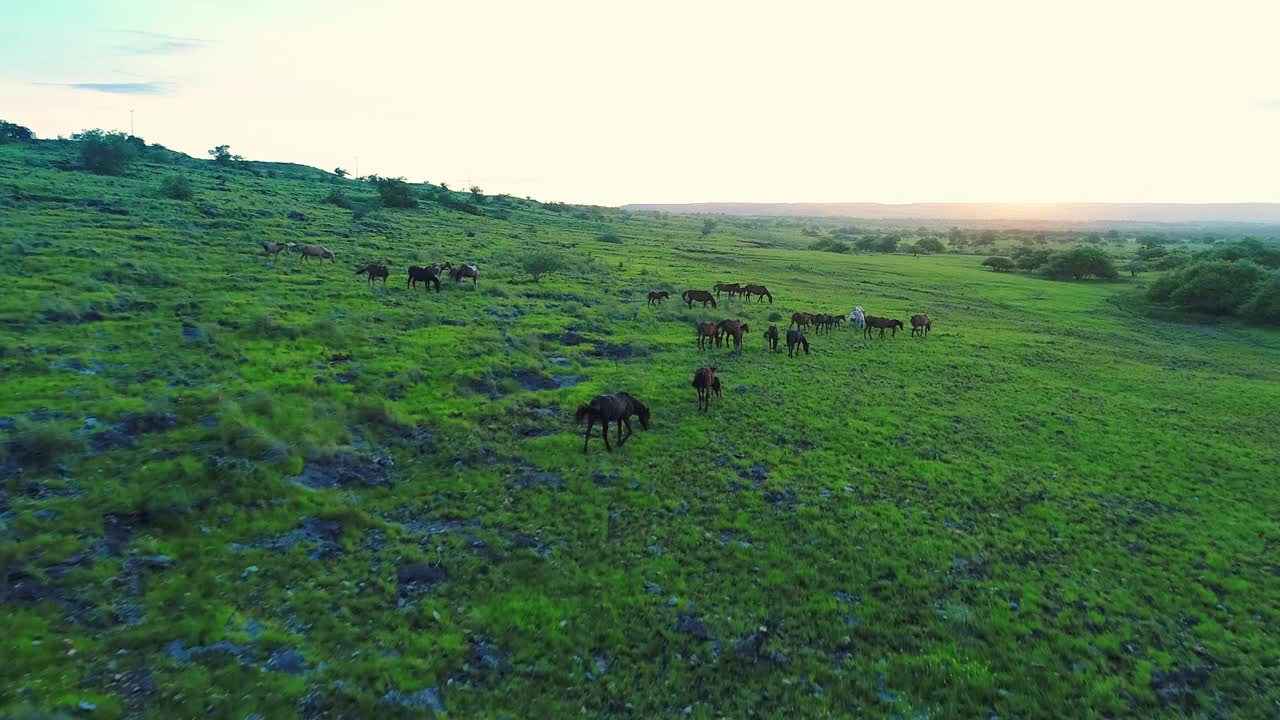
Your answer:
(3, 0), (1279, 207)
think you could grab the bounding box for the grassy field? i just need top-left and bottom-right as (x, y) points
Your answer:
(2, 139), (1278, 719)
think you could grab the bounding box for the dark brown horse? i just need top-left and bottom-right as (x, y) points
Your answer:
(764, 325), (780, 352)
(355, 264), (389, 285)
(450, 263), (479, 288)
(864, 316), (904, 339)
(717, 319), (750, 352)
(262, 241), (293, 258)
(407, 263), (450, 292)
(714, 282), (743, 299)
(696, 322), (721, 350)
(647, 291), (670, 307)
(742, 284), (773, 303)
(682, 290), (717, 309)
(575, 393), (650, 453)
(786, 330), (810, 357)
(789, 312), (813, 330)
(910, 314), (932, 338)
(811, 314), (832, 333)
(692, 365), (721, 412)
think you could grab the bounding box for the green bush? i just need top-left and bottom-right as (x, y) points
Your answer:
(517, 249), (568, 282)
(1148, 260), (1268, 314)
(1038, 246), (1118, 280)
(158, 175), (194, 200)
(0, 119), (36, 143)
(810, 238), (851, 253)
(915, 238), (945, 254)
(370, 176), (418, 209)
(1240, 271), (1280, 323)
(73, 129), (140, 175)
(597, 231), (623, 244)
(1012, 247), (1053, 270)
(981, 256), (1015, 272)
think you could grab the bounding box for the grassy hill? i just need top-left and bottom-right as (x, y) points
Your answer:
(2, 137), (1278, 719)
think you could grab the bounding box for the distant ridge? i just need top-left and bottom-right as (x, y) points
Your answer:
(621, 202), (1280, 224)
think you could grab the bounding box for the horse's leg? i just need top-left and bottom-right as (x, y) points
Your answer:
(621, 417), (633, 444)
(602, 422), (612, 452)
(616, 419), (623, 445)
(583, 416), (594, 453)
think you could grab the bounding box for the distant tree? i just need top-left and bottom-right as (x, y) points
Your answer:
(1085, 233), (1103, 244)
(1240, 271), (1280, 324)
(517, 249), (567, 282)
(369, 176), (418, 209)
(469, 185), (484, 196)
(854, 236), (878, 253)
(947, 227), (967, 248)
(1038, 246), (1119, 281)
(982, 256), (1015, 272)
(811, 238), (850, 253)
(876, 235), (900, 253)
(440, 181), (450, 189)
(1138, 233), (1167, 249)
(334, 167), (348, 178)
(915, 237), (945, 255)
(1012, 247), (1053, 271)
(1104, 229), (1122, 243)
(701, 218), (718, 237)
(899, 242), (917, 256)
(208, 144), (243, 166)
(157, 174), (194, 200)
(72, 129), (139, 175)
(597, 231), (623, 244)
(0, 120), (35, 144)
(1125, 260), (1149, 277)
(974, 230), (998, 247)
(1148, 260), (1268, 314)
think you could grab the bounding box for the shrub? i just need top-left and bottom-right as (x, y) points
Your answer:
(1148, 260), (1268, 314)
(208, 144), (243, 166)
(1013, 248), (1053, 271)
(1125, 261), (1149, 277)
(73, 129), (140, 175)
(1240, 271), (1280, 323)
(323, 190), (353, 209)
(157, 175), (194, 200)
(0, 120), (35, 143)
(810, 238), (851, 253)
(6, 425), (85, 468)
(1038, 246), (1118, 280)
(517, 249), (568, 282)
(370, 176), (418, 209)
(1209, 238), (1280, 269)
(982, 256), (1015, 272)
(597, 231), (623, 244)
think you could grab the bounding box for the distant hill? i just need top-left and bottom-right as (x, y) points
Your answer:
(621, 202), (1280, 225)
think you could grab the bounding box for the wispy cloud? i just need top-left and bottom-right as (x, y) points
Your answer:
(58, 81), (173, 95)
(1258, 98), (1280, 112)
(112, 30), (206, 56)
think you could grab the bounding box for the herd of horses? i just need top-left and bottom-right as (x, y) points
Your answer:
(262, 241), (480, 291)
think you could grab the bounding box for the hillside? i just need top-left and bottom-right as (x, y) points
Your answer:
(2, 136), (1279, 719)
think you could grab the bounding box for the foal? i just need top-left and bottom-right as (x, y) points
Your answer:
(355, 264), (390, 285)
(648, 291), (670, 306)
(692, 365), (721, 412)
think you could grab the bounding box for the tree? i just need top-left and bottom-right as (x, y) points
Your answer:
(876, 235), (900, 254)
(1104, 229), (1122, 243)
(72, 129), (139, 175)
(1147, 260), (1267, 314)
(334, 167), (348, 178)
(1012, 248), (1053, 271)
(982, 256), (1015, 272)
(1240, 271), (1280, 324)
(1085, 233), (1103, 244)
(208, 144), (243, 166)
(469, 185), (484, 196)
(899, 242), (917, 256)
(701, 218), (718, 237)
(1125, 260), (1149, 278)
(0, 120), (35, 144)
(915, 237), (945, 255)
(947, 226), (966, 248)
(518, 250), (567, 282)
(157, 175), (194, 200)
(369, 176), (418, 209)
(973, 230), (998, 247)
(1037, 246), (1119, 280)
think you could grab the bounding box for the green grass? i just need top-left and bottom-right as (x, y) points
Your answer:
(2, 139), (1278, 719)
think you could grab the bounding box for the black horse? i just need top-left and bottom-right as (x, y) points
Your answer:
(681, 290), (718, 309)
(575, 393), (651, 453)
(764, 325), (780, 352)
(786, 330), (810, 357)
(407, 262), (451, 292)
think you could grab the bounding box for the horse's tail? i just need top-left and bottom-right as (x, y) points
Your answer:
(575, 403), (591, 423)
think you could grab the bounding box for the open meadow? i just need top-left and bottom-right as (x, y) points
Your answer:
(2, 140), (1279, 718)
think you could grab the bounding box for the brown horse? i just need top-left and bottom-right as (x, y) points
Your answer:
(575, 393), (650, 453)
(298, 244), (336, 262)
(864, 316), (904, 339)
(742, 284), (773, 303)
(911, 314), (932, 338)
(692, 365), (721, 412)
(714, 282), (743, 299)
(717, 319), (750, 352)
(786, 330), (810, 357)
(450, 263), (479, 287)
(682, 290), (717, 309)
(647, 291), (670, 307)
(407, 263), (450, 292)
(811, 314), (831, 333)
(355, 264), (389, 285)
(764, 325), (780, 352)
(789, 312), (813, 330)
(696, 322), (721, 350)
(262, 241), (292, 258)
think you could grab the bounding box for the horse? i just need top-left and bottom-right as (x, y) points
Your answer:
(298, 244), (336, 263)
(849, 306), (866, 329)
(717, 319), (749, 352)
(407, 263), (450, 292)
(764, 325), (780, 352)
(812, 314), (832, 334)
(742, 284), (773, 303)
(262, 241), (292, 258)
(682, 290), (718, 309)
(692, 365), (721, 412)
(450, 263), (479, 288)
(865, 316), (904, 339)
(786, 330), (810, 357)
(789, 312), (813, 330)
(911, 314), (932, 338)
(696, 322), (721, 350)
(647, 291), (670, 307)
(575, 393), (650, 453)
(355, 264), (389, 285)
(714, 283), (743, 299)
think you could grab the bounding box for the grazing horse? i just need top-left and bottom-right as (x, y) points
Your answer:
(786, 330), (810, 357)
(849, 306), (866, 329)
(355, 264), (389, 285)
(864, 316), (904, 339)
(911, 314), (932, 338)
(714, 282), (743, 299)
(812, 314), (833, 333)
(647, 291), (670, 307)
(450, 263), (479, 287)
(575, 393), (650, 453)
(682, 290), (718, 309)
(717, 319), (750, 352)
(696, 322), (721, 350)
(742, 284), (773, 303)
(407, 263), (450, 292)
(262, 241), (292, 258)
(692, 365), (721, 412)
(764, 325), (780, 352)
(789, 312), (814, 330)
(298, 244), (336, 263)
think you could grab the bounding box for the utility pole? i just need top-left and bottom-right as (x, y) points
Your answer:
(130, 109), (134, 137)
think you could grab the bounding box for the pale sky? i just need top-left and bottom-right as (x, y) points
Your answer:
(3, 1), (1279, 206)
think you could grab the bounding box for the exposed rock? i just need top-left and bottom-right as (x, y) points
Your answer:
(265, 649), (307, 674)
(397, 562), (447, 596)
(510, 469), (563, 491)
(674, 611), (710, 641)
(286, 453), (390, 490)
(378, 687), (445, 714)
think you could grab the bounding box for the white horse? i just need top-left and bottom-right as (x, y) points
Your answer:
(849, 306), (866, 329)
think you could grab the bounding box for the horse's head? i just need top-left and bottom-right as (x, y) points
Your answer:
(636, 402), (650, 430)
(740, 324), (749, 334)
(802, 338), (810, 354)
